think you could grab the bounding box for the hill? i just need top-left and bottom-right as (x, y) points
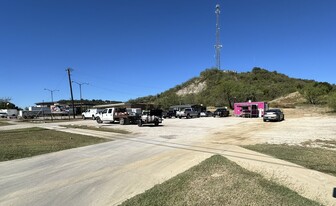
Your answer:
(129, 67), (335, 109)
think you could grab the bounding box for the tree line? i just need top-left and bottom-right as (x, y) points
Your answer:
(2, 68), (336, 112)
(129, 67), (336, 111)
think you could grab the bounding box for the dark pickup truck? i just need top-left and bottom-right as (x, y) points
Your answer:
(213, 108), (229, 117)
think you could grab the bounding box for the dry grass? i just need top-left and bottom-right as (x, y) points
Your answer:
(269, 91), (306, 108)
(0, 127), (110, 162)
(120, 155), (320, 206)
(244, 143), (336, 176)
(61, 124), (131, 134)
(0, 120), (12, 126)
(302, 139), (336, 149)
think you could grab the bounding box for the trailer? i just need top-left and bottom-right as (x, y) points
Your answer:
(0, 109), (18, 117)
(234, 101), (268, 118)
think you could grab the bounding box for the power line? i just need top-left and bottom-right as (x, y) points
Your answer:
(72, 81), (89, 100)
(88, 83), (149, 97)
(44, 88), (59, 103)
(75, 70), (167, 91)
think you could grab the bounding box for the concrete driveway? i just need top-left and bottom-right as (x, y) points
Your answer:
(0, 116), (336, 205)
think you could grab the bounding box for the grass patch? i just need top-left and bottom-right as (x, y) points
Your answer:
(0, 127), (110, 162)
(18, 119), (80, 123)
(62, 124), (130, 134)
(304, 139), (336, 149)
(120, 155), (320, 206)
(244, 143), (336, 176)
(0, 120), (12, 126)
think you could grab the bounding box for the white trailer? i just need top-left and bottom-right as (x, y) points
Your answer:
(0, 109), (18, 117)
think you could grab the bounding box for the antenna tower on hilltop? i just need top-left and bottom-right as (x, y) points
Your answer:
(215, 4), (222, 69)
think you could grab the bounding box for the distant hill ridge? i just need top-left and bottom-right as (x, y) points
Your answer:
(129, 67), (334, 109)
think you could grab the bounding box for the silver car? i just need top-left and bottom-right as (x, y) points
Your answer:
(263, 109), (284, 122)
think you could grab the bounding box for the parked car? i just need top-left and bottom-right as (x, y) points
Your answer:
(213, 108), (229, 117)
(0, 112), (8, 118)
(176, 108), (200, 119)
(96, 107), (141, 125)
(200, 111), (213, 117)
(82, 108), (104, 120)
(162, 110), (176, 118)
(263, 109), (284, 122)
(138, 109), (163, 127)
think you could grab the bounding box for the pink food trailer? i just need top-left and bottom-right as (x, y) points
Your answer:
(234, 101), (268, 118)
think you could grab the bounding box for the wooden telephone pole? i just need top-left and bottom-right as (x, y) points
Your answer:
(66, 68), (76, 119)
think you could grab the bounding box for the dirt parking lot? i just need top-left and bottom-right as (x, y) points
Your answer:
(1, 109), (336, 205)
(63, 109), (336, 147)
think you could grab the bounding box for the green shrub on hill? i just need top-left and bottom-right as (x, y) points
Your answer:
(128, 67), (335, 110)
(328, 92), (336, 112)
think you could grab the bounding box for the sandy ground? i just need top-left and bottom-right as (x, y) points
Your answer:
(0, 109), (336, 205)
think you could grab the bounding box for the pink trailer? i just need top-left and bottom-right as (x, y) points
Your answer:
(234, 101), (268, 118)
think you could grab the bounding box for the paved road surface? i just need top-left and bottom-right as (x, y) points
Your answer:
(0, 117), (335, 205)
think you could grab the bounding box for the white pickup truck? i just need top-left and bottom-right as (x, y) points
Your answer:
(95, 107), (141, 125)
(176, 107), (200, 119)
(82, 108), (103, 120)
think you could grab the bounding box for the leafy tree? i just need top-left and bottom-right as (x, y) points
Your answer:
(0, 98), (20, 109)
(300, 82), (330, 104)
(126, 67), (332, 109)
(328, 92), (336, 112)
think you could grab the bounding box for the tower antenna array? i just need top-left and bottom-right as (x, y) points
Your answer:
(215, 4), (222, 69)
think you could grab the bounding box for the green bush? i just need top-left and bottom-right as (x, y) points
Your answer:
(328, 92), (336, 112)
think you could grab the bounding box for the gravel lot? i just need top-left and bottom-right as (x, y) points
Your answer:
(63, 110), (336, 147)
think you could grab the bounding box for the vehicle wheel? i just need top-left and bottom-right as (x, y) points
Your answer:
(154, 120), (159, 126)
(96, 117), (102, 124)
(120, 118), (125, 125)
(92, 115), (95, 120)
(187, 114), (190, 119)
(82, 115), (86, 120)
(263, 119), (266, 122)
(179, 116), (182, 119)
(138, 120), (143, 127)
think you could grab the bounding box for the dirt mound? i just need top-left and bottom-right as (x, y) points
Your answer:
(269, 91), (306, 108)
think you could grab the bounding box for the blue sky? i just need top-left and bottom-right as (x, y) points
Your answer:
(1, 0), (335, 108)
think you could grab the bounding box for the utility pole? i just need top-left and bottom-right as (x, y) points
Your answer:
(72, 81), (89, 100)
(66, 68), (76, 119)
(72, 81), (89, 114)
(215, 4), (222, 70)
(44, 88), (59, 103)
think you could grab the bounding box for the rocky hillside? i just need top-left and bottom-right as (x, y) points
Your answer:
(129, 67), (335, 109)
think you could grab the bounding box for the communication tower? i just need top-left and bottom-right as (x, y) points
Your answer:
(215, 4), (222, 69)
